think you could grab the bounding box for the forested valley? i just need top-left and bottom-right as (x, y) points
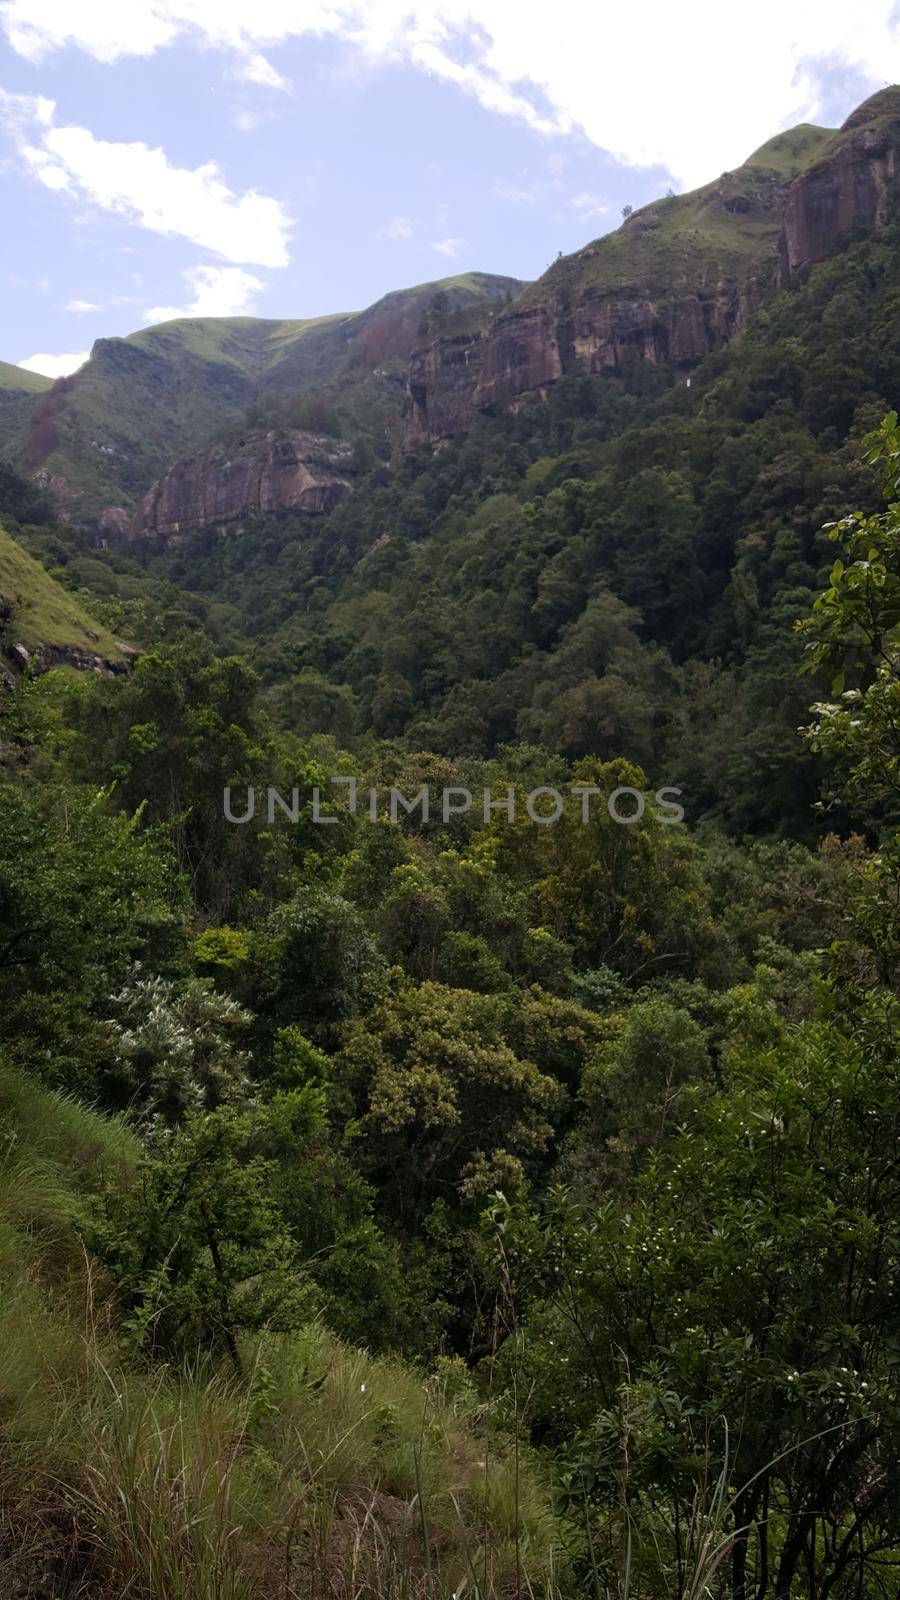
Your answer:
(2, 99), (900, 1600)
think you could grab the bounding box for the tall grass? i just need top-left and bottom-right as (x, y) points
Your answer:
(0, 1062), (564, 1600)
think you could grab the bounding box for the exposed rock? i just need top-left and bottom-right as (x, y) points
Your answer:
(475, 302), (563, 405)
(406, 277), (759, 448)
(130, 429), (356, 540)
(779, 89), (900, 274)
(0, 636), (131, 689)
(404, 88), (900, 449)
(31, 642), (130, 675)
(98, 505), (131, 541)
(570, 279), (760, 371)
(407, 335), (483, 449)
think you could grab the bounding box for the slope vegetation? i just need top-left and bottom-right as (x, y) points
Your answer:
(0, 360), (52, 395)
(0, 521), (127, 669)
(0, 1060), (560, 1598)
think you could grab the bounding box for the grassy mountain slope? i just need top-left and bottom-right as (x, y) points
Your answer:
(0, 360), (52, 395)
(520, 117), (836, 311)
(0, 521), (126, 663)
(516, 89), (899, 323)
(0, 367), (51, 475)
(742, 122), (834, 177)
(0, 273), (524, 520)
(0, 1060), (560, 1597)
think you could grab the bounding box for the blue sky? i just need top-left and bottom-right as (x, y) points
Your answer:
(1, 2), (898, 377)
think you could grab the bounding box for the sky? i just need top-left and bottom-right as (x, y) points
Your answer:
(0, 2), (898, 378)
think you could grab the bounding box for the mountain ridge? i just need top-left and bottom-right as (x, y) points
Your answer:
(0, 273), (524, 523)
(0, 360), (52, 395)
(405, 86), (900, 448)
(1, 87), (899, 531)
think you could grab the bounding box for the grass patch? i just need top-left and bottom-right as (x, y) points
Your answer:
(0, 522), (128, 659)
(0, 1062), (565, 1598)
(518, 112), (846, 311)
(0, 361), (52, 395)
(743, 122), (833, 177)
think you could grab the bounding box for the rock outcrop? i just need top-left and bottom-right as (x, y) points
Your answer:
(405, 88), (900, 450)
(0, 274), (524, 526)
(0, 631), (134, 689)
(778, 89), (900, 274)
(130, 430), (356, 540)
(97, 506), (131, 541)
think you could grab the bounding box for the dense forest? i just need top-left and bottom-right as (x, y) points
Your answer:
(3, 137), (900, 1600)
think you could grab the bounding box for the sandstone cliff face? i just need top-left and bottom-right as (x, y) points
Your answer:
(569, 278), (761, 371)
(779, 90), (900, 274)
(406, 274), (761, 448)
(131, 430), (355, 539)
(405, 88), (900, 450)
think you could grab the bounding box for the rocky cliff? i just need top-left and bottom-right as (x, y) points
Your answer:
(129, 430), (356, 540)
(406, 87), (900, 449)
(0, 274), (523, 526)
(779, 88), (900, 273)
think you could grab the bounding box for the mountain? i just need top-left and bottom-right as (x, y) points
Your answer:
(4, 86), (900, 1600)
(4, 91), (899, 540)
(1, 84), (899, 762)
(406, 88), (900, 447)
(117, 92), (900, 834)
(0, 273), (523, 523)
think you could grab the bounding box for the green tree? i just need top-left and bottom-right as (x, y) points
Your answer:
(801, 412), (900, 824)
(505, 1003), (900, 1600)
(104, 972), (252, 1123)
(91, 1106), (311, 1368)
(335, 981), (564, 1223)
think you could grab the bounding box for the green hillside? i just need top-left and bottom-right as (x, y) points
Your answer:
(4, 81), (900, 1600)
(0, 521), (126, 661)
(520, 114), (837, 312)
(0, 273), (525, 519)
(0, 359), (52, 395)
(743, 121), (834, 176)
(137, 210), (900, 838)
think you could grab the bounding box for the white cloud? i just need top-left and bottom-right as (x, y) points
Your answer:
(236, 52), (288, 91)
(144, 262), (265, 323)
(65, 297), (102, 312)
(380, 214), (416, 240)
(432, 236), (464, 258)
(1, 3), (177, 62)
(2, 2), (898, 187)
(19, 349), (89, 378)
(567, 191), (610, 222)
(0, 89), (290, 266)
